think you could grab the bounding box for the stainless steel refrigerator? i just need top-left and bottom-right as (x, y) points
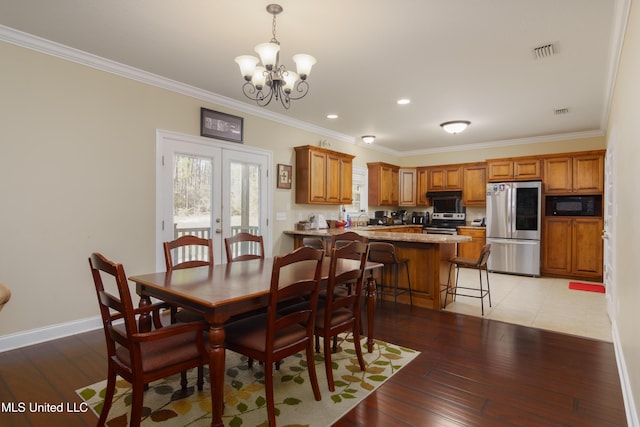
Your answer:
(486, 181), (542, 276)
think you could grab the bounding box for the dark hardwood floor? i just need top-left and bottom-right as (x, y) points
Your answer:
(0, 303), (627, 426)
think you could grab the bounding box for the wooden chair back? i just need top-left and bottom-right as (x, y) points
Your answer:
(164, 235), (214, 271)
(224, 232), (265, 263)
(368, 241), (400, 265)
(330, 231), (368, 260)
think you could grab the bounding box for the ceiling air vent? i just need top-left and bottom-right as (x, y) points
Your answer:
(533, 43), (557, 59)
(554, 108), (569, 115)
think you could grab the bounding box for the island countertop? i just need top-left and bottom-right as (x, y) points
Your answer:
(284, 226), (470, 310)
(283, 227), (471, 244)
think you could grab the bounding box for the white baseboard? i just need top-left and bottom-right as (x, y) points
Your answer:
(611, 319), (639, 427)
(0, 316), (103, 353)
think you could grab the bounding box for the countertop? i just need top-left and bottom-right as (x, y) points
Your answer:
(284, 226), (471, 244)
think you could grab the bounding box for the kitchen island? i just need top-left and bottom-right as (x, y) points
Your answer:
(283, 226), (471, 310)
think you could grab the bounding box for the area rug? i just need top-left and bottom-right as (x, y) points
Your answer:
(76, 334), (419, 427)
(569, 281), (605, 293)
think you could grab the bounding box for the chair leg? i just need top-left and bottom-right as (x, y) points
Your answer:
(306, 340), (322, 401)
(264, 359), (276, 427)
(485, 268), (492, 306)
(352, 325), (366, 372)
(197, 365), (204, 391)
(404, 262), (413, 306)
(393, 264), (399, 305)
(323, 333), (335, 392)
(97, 367), (116, 427)
(444, 263), (454, 308)
(180, 371), (188, 391)
(479, 267), (485, 316)
(129, 380), (145, 427)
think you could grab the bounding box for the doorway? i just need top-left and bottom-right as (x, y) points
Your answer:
(155, 130), (272, 269)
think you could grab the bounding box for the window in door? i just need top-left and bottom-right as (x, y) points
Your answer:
(156, 130), (272, 269)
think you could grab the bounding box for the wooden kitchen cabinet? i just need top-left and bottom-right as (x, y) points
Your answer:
(457, 227), (486, 259)
(462, 163), (487, 206)
(295, 145), (354, 204)
(398, 168), (417, 206)
(542, 217), (603, 280)
(416, 167), (430, 206)
(543, 151), (604, 194)
(427, 165), (462, 191)
(487, 157), (541, 182)
(368, 162), (399, 206)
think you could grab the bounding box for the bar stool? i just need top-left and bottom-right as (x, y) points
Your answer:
(368, 242), (413, 306)
(444, 244), (492, 315)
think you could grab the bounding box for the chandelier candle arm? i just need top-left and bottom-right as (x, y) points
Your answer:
(234, 3), (316, 109)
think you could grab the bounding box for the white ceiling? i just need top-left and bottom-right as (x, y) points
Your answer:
(0, 0), (622, 155)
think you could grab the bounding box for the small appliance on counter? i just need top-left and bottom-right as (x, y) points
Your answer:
(411, 211), (429, 225)
(471, 217), (486, 227)
(309, 214), (328, 229)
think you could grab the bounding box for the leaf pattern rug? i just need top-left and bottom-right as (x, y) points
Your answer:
(77, 334), (419, 427)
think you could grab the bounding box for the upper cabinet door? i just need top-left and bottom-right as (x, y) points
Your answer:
(573, 154), (604, 193)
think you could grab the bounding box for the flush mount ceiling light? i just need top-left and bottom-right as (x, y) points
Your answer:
(440, 120), (471, 134)
(234, 4), (316, 109)
(361, 135), (376, 144)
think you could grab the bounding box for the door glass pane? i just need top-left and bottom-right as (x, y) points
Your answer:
(229, 161), (261, 235)
(515, 187), (539, 231)
(172, 154), (213, 262)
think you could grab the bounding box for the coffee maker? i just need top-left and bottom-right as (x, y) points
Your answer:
(411, 211), (429, 226)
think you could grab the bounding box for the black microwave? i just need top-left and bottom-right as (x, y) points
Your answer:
(545, 195), (602, 216)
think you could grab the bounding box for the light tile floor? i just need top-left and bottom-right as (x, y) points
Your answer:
(442, 268), (612, 342)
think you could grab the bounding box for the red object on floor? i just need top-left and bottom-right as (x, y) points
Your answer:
(569, 282), (605, 293)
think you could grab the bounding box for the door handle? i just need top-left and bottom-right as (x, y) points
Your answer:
(215, 229), (222, 234)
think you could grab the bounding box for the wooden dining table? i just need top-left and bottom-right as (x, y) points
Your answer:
(130, 257), (382, 427)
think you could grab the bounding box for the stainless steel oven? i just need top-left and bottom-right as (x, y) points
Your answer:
(423, 212), (466, 235)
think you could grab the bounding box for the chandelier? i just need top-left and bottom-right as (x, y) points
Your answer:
(234, 4), (316, 109)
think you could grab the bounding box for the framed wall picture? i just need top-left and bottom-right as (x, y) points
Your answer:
(200, 108), (243, 143)
(277, 164), (292, 189)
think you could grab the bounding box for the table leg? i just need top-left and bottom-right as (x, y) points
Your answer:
(138, 295), (152, 332)
(209, 324), (226, 427)
(365, 274), (376, 353)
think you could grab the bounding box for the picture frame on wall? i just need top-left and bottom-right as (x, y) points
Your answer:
(200, 107), (243, 143)
(277, 164), (292, 189)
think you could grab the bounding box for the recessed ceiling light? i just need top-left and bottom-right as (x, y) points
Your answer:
(397, 98), (411, 105)
(326, 114), (338, 119)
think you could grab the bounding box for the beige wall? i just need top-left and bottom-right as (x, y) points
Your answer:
(606, 0), (640, 420)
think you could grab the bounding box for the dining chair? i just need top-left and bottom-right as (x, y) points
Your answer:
(444, 244), (492, 315)
(315, 240), (369, 392)
(224, 246), (324, 427)
(224, 232), (265, 263)
(88, 253), (208, 427)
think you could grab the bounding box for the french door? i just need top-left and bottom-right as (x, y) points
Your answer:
(156, 130), (271, 269)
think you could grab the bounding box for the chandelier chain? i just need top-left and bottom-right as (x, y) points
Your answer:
(271, 13), (279, 44)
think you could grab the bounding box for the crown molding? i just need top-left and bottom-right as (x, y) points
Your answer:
(0, 25), (355, 144)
